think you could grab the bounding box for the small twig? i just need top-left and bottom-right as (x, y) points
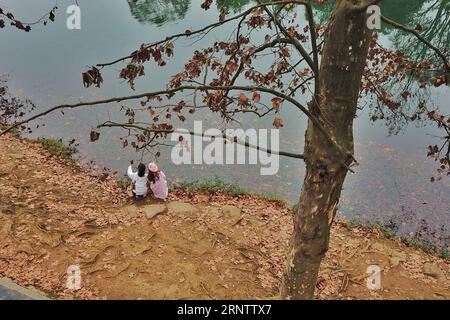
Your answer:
(200, 281), (214, 299)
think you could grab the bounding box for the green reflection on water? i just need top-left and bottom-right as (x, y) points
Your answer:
(127, 0), (190, 26)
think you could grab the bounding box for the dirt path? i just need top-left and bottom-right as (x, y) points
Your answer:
(0, 134), (448, 299)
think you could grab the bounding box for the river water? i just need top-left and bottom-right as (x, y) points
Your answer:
(1, 0), (449, 251)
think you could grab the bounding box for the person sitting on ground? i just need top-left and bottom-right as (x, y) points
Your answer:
(127, 161), (148, 199)
(147, 162), (168, 201)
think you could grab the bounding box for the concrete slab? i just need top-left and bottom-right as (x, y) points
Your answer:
(0, 277), (49, 300)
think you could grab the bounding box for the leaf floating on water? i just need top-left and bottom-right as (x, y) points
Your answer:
(90, 131), (100, 142)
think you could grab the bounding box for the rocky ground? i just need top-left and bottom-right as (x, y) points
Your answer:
(0, 134), (448, 300)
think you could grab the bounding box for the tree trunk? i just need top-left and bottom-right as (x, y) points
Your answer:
(280, 0), (373, 299)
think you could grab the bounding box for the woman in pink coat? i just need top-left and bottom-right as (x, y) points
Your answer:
(147, 162), (168, 200)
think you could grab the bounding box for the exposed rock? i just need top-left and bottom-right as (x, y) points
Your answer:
(10, 154), (25, 160)
(409, 253), (422, 262)
(222, 205), (242, 220)
(0, 277), (49, 300)
(244, 215), (263, 227)
(167, 201), (199, 214)
(345, 238), (359, 247)
(125, 205), (139, 215)
(423, 263), (444, 280)
(389, 249), (407, 267)
(143, 204), (167, 219)
(370, 242), (385, 253)
(161, 284), (178, 298)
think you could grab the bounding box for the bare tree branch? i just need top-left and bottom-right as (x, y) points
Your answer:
(0, 2), (58, 32)
(0, 84), (316, 135)
(97, 121), (306, 160)
(95, 0), (307, 68)
(305, 0), (320, 93)
(260, 1), (318, 75)
(1, 83), (356, 166)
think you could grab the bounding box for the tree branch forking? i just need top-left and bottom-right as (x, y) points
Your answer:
(95, 1), (307, 68)
(0, 85), (315, 135)
(1, 0), (362, 170)
(1, 83), (355, 166)
(259, 1), (318, 76)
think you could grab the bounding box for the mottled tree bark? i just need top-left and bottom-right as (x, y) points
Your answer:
(280, 0), (373, 299)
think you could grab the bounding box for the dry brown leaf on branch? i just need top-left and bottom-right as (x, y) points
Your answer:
(273, 117), (284, 128)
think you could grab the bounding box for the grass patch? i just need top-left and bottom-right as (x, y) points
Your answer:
(174, 177), (287, 204)
(347, 219), (398, 240)
(441, 248), (449, 259)
(400, 235), (448, 258)
(0, 123), (21, 139)
(116, 176), (132, 190)
(345, 218), (449, 259)
(291, 203), (299, 215)
(175, 177), (248, 197)
(36, 138), (77, 160)
(348, 219), (398, 239)
(257, 191), (286, 205)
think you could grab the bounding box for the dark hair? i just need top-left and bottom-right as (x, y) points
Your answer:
(137, 163), (146, 177)
(148, 170), (160, 184)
